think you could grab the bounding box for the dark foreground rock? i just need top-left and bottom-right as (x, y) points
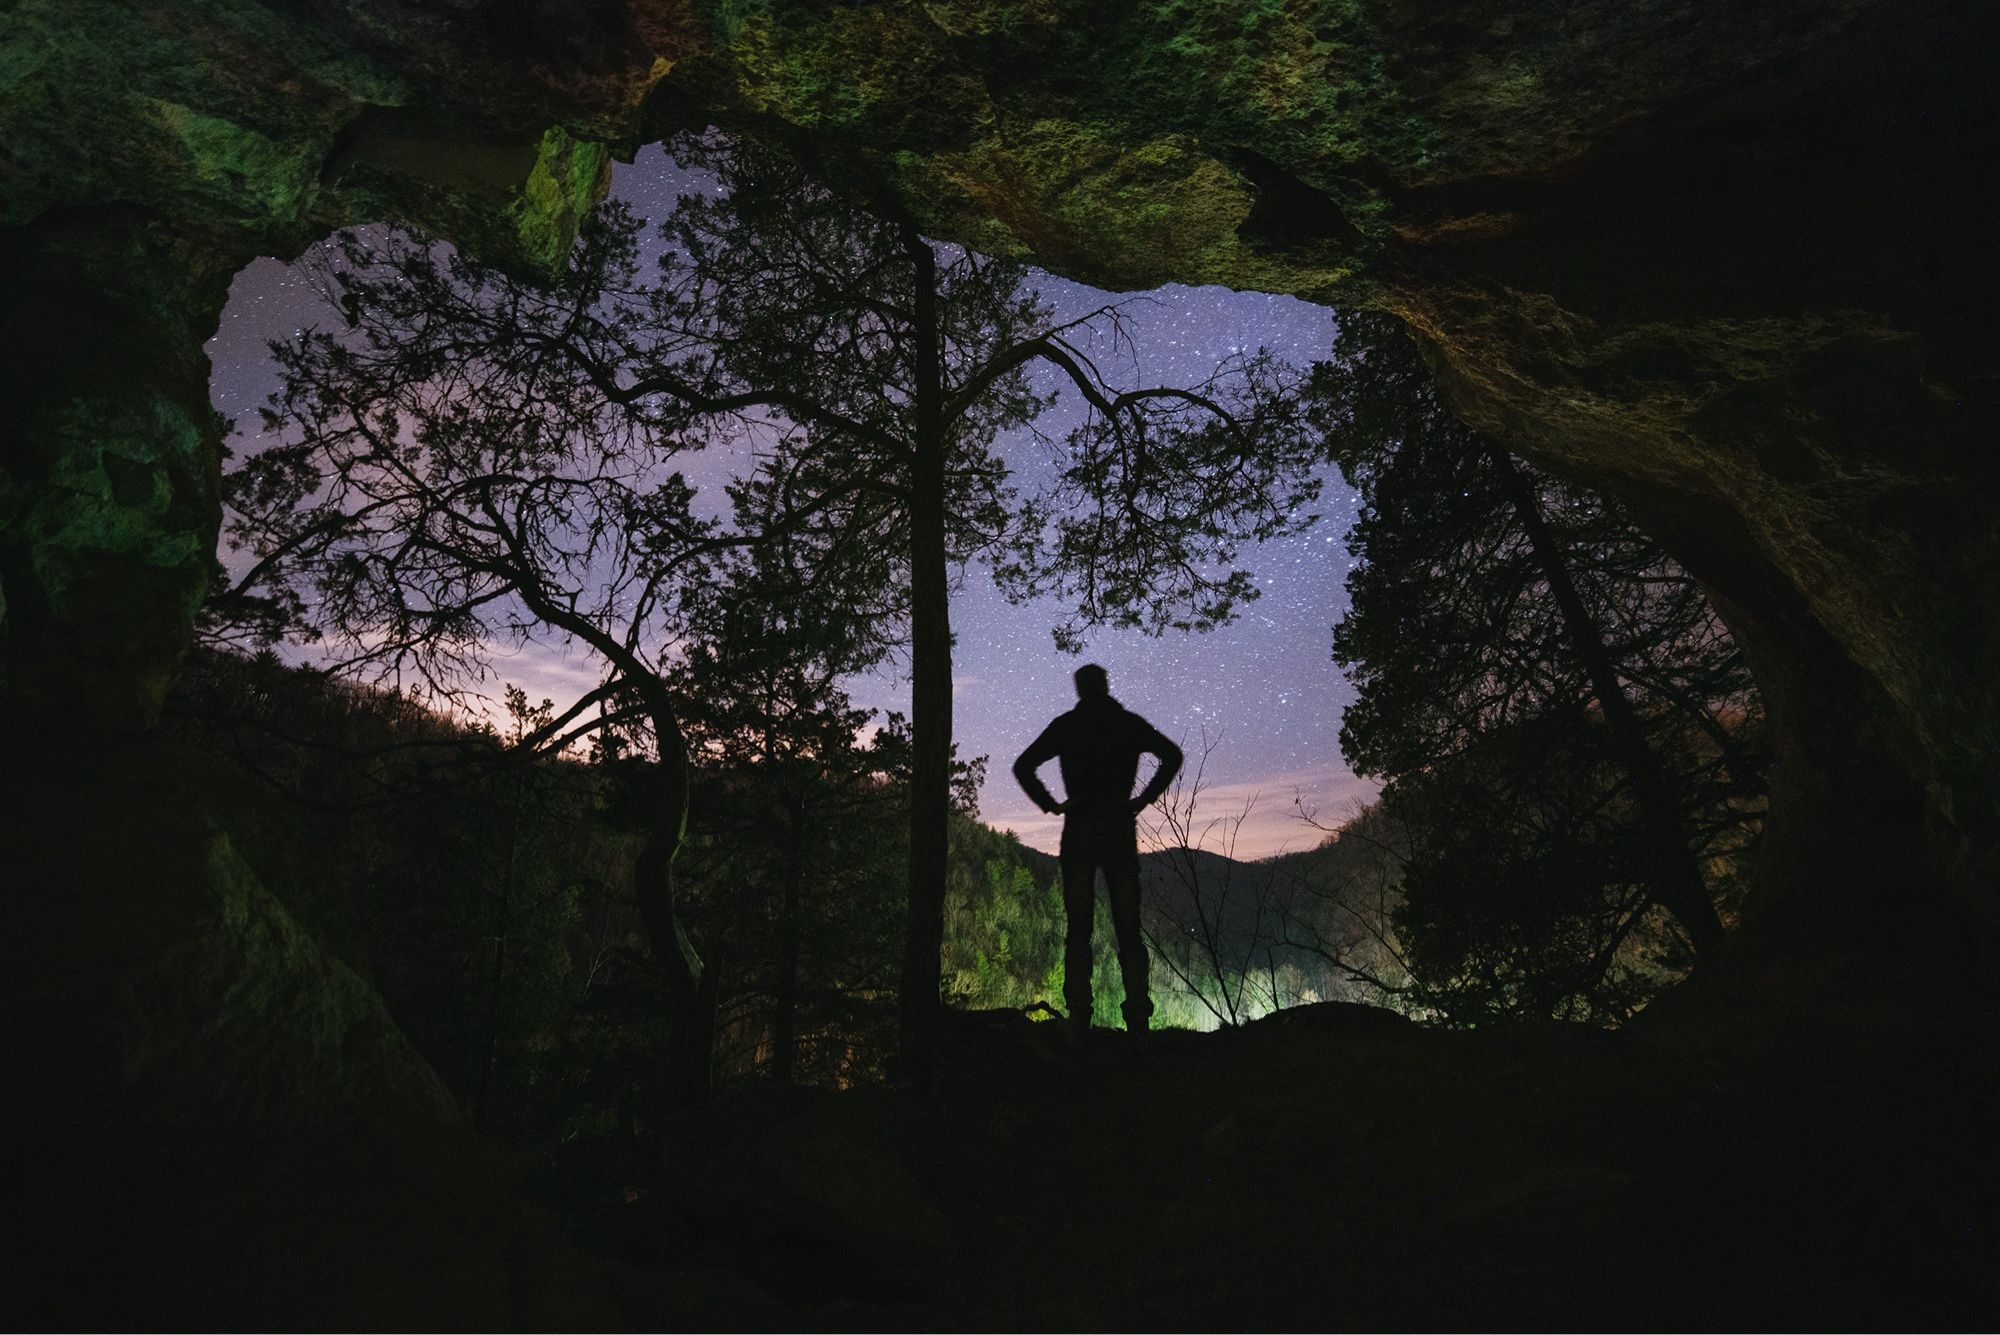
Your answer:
(0, 733), (756, 1330)
(4, 733), (1993, 1329)
(618, 1001), (1997, 1331)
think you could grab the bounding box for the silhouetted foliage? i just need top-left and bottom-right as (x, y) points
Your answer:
(632, 131), (1328, 1066)
(215, 127), (1330, 1081)
(1136, 764), (1423, 1027)
(1274, 799), (1425, 1010)
(162, 647), (665, 1199)
(213, 204), (739, 1104)
(1137, 733), (1288, 1026)
(1315, 314), (1770, 1023)
(668, 550), (910, 1087)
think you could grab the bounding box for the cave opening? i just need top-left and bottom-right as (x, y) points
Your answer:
(4, 3), (1995, 1326)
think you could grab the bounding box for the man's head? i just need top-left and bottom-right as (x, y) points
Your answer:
(1074, 663), (1110, 700)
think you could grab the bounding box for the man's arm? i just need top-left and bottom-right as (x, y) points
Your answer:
(1130, 721), (1184, 812)
(1012, 720), (1066, 815)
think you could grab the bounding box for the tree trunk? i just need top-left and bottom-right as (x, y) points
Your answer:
(771, 794), (805, 1084)
(474, 812), (516, 1132)
(509, 579), (718, 1109)
(898, 227), (953, 1072)
(662, 943), (721, 1114)
(1487, 446), (1726, 953)
(631, 686), (715, 1108)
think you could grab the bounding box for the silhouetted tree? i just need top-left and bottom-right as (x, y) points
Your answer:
(1138, 731), (1286, 1026)
(1315, 314), (1768, 1022)
(668, 530), (909, 1086)
(1277, 799), (1426, 1012)
(555, 132), (1327, 1068)
(224, 129), (1327, 1077)
(216, 210), (732, 1106)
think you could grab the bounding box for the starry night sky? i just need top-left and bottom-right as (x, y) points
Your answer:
(205, 147), (1379, 858)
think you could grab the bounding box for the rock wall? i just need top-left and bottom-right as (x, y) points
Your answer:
(3, 2), (1993, 956)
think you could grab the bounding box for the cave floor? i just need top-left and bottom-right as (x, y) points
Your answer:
(633, 1001), (1998, 1331)
(5, 729), (1994, 1329)
(8, 988), (1994, 1330)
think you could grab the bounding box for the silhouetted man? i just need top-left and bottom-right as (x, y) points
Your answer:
(1013, 664), (1183, 1036)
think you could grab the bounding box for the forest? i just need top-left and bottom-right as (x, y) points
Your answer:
(5, 4), (1995, 1328)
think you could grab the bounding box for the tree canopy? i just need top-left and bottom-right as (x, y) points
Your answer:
(218, 129), (1331, 1079)
(1317, 314), (1769, 1023)
(634, 134), (1326, 1062)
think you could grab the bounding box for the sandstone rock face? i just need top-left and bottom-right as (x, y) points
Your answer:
(0, 729), (803, 1327)
(0, 732), (496, 1326)
(2, 4), (1993, 946)
(2, 732), (461, 1140)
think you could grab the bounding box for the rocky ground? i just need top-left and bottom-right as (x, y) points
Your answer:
(630, 997), (1997, 1330)
(6, 733), (1994, 1329)
(8, 977), (1994, 1329)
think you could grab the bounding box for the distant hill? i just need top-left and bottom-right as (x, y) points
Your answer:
(959, 818), (1409, 1025)
(985, 826), (1373, 949)
(997, 832), (1310, 901)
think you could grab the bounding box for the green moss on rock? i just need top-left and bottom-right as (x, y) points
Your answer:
(124, 827), (463, 1128)
(511, 128), (616, 275)
(137, 97), (320, 226)
(718, 1), (992, 147)
(0, 0), (407, 236)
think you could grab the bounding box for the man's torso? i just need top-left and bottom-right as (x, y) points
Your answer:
(1050, 699), (1157, 819)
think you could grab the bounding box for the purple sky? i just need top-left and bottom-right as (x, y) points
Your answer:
(205, 146), (1378, 858)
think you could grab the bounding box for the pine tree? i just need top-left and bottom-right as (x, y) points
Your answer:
(1316, 314), (1769, 1022)
(221, 129), (1328, 1083)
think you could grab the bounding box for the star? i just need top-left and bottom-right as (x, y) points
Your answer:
(202, 144), (1383, 861)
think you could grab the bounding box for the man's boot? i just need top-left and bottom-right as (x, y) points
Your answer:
(1065, 997), (1091, 1047)
(1122, 1000), (1151, 1038)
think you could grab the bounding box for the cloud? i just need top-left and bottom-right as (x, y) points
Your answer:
(989, 808), (1067, 853)
(1152, 766), (1381, 859)
(452, 638), (609, 736)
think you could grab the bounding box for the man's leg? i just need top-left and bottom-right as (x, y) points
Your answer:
(1058, 846), (1098, 1031)
(1106, 850), (1151, 1032)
